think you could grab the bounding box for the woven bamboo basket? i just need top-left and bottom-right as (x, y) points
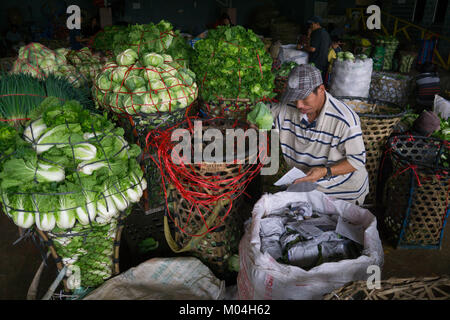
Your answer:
(163, 118), (258, 276)
(369, 71), (413, 106)
(35, 213), (126, 295)
(199, 98), (253, 122)
(382, 135), (449, 249)
(336, 97), (406, 206)
(323, 276), (450, 300)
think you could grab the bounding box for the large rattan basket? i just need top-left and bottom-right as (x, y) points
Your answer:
(336, 96), (406, 206)
(382, 135), (449, 249)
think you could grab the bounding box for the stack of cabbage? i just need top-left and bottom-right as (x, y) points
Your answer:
(330, 52), (373, 98)
(93, 49), (198, 128)
(11, 43), (86, 88)
(0, 97), (146, 289)
(192, 25), (275, 103)
(66, 47), (106, 86)
(94, 20), (193, 66)
(376, 36), (399, 71)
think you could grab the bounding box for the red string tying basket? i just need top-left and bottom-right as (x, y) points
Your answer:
(145, 116), (268, 274)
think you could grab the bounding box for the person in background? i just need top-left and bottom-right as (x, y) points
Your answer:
(297, 16), (331, 79)
(325, 36), (343, 87)
(85, 16), (101, 37)
(213, 12), (233, 29)
(415, 62), (440, 110)
(69, 16), (90, 50)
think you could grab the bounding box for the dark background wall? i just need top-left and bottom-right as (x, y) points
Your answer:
(1, 0), (323, 35)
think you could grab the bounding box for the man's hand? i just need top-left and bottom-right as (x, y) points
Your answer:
(293, 167), (327, 183)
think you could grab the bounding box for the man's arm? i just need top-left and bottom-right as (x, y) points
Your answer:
(293, 159), (356, 183)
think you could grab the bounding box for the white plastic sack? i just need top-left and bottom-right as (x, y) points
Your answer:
(237, 191), (384, 300)
(330, 59), (373, 98)
(434, 95), (450, 120)
(278, 44), (309, 65)
(84, 257), (225, 300)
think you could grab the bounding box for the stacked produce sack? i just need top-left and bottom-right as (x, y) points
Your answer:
(329, 52), (373, 98)
(376, 36), (399, 71)
(0, 97), (146, 290)
(11, 43), (86, 88)
(372, 46), (385, 71)
(66, 47), (108, 86)
(399, 51), (417, 73)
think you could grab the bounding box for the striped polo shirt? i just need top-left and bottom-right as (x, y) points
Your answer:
(270, 91), (369, 204)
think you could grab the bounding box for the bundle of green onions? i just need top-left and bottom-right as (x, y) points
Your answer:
(0, 72), (92, 125)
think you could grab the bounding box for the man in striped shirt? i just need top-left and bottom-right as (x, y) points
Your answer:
(271, 64), (369, 205)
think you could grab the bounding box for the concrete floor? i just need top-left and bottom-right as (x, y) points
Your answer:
(1, 193), (449, 300)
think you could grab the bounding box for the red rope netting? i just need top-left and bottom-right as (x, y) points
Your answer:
(93, 57), (197, 117)
(144, 116), (269, 237)
(11, 43), (86, 87)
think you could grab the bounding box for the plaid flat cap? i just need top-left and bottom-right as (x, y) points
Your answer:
(281, 64), (323, 105)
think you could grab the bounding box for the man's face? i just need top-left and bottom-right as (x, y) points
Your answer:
(296, 85), (325, 114)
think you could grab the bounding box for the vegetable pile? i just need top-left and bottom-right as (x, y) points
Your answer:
(93, 49), (198, 119)
(11, 43), (86, 88)
(93, 20), (193, 65)
(50, 219), (121, 289)
(0, 97), (147, 289)
(192, 25), (275, 103)
(66, 47), (107, 86)
(0, 97), (146, 231)
(375, 36), (399, 71)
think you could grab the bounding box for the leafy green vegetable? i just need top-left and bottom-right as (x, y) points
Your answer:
(247, 102), (273, 130)
(138, 237), (159, 254)
(192, 25), (275, 103)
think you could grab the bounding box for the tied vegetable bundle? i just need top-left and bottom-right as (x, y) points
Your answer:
(66, 47), (108, 86)
(0, 72), (92, 124)
(0, 97), (146, 232)
(192, 25), (275, 103)
(94, 20), (193, 66)
(11, 43), (86, 88)
(93, 49), (198, 118)
(50, 219), (120, 290)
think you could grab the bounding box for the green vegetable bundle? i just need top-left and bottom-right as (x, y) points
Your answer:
(50, 218), (121, 290)
(11, 43), (87, 88)
(66, 47), (107, 86)
(192, 25), (275, 103)
(0, 72), (92, 124)
(93, 50), (198, 117)
(0, 97), (146, 232)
